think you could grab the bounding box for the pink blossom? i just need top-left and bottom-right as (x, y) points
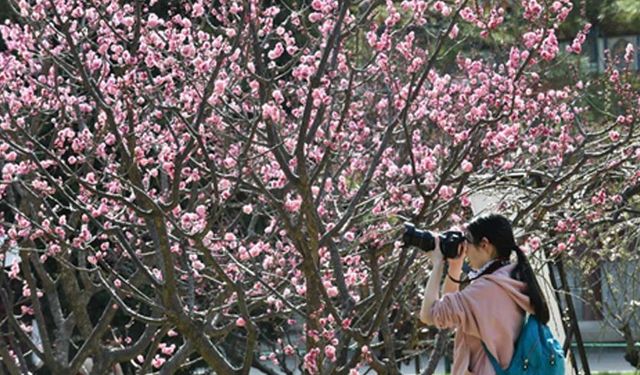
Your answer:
(308, 12), (323, 23)
(522, 30), (542, 49)
(486, 7), (505, 29)
(8, 260), (20, 279)
(268, 43), (285, 60)
(2, 163), (16, 180)
(460, 7), (476, 22)
(21, 305), (34, 315)
(554, 1), (573, 21)
(223, 157), (237, 169)
(238, 248), (250, 261)
(366, 30), (378, 48)
(385, 2), (401, 27)
(312, 87), (328, 107)
(303, 348), (320, 373)
(147, 13), (161, 28)
(214, 79), (227, 96)
(609, 69), (619, 82)
(284, 195), (302, 212)
(262, 255), (274, 269)
(324, 345), (337, 362)
(461, 160), (473, 173)
(160, 343), (176, 356)
(191, 2), (205, 17)
(438, 185), (455, 201)
(540, 30), (558, 61)
(105, 133), (116, 146)
(295, 284), (307, 295)
(611, 194), (623, 204)
(523, 0), (543, 20)
(508, 47), (521, 69)
(449, 24), (459, 39)
(236, 317), (246, 327)
(249, 244), (262, 257)
(609, 130), (620, 142)
(242, 204), (253, 214)
(262, 102), (281, 123)
(624, 43), (635, 63)
(456, 195), (469, 207)
(180, 44), (196, 59)
(284, 345), (295, 356)
(433, 1), (451, 16)
(272, 90), (284, 104)
(528, 236), (541, 251)
(192, 260), (205, 271)
(344, 231), (355, 241)
(327, 287), (339, 297)
(153, 269), (163, 281)
(230, 3), (243, 14)
(591, 189), (607, 205)
(311, 0), (324, 11)
(502, 161), (514, 170)
(152, 356), (165, 369)
(195, 205), (207, 218)
(566, 23), (591, 54)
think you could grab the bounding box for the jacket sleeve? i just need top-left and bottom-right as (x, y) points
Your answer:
(429, 280), (493, 337)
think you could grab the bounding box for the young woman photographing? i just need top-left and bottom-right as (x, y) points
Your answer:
(419, 213), (550, 375)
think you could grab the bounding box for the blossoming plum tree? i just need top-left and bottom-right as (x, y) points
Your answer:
(0, 0), (639, 374)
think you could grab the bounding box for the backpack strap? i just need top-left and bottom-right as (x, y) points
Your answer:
(481, 341), (508, 375)
(480, 313), (529, 375)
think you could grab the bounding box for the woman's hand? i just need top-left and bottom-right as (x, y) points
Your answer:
(420, 233), (445, 325)
(441, 241), (465, 296)
(427, 233), (444, 265)
(447, 242), (466, 270)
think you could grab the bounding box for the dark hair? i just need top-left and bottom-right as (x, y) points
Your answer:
(466, 213), (550, 324)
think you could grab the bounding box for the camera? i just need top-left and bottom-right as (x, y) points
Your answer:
(403, 223), (465, 259)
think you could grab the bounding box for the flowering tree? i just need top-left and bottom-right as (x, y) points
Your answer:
(556, 48), (640, 368)
(1, 0), (639, 374)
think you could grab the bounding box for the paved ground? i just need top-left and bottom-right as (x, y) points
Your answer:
(396, 347), (638, 374)
(576, 347), (639, 373)
(249, 347), (639, 374)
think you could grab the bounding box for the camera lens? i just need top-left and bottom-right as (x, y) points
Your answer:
(403, 224), (464, 259)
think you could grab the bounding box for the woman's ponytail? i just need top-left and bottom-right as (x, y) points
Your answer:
(512, 246), (550, 324)
(466, 213), (551, 324)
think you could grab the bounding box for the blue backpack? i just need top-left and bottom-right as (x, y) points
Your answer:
(482, 314), (565, 375)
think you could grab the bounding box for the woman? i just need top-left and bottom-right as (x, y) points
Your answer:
(419, 213), (550, 375)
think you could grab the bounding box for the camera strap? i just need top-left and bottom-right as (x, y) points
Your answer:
(448, 258), (510, 284)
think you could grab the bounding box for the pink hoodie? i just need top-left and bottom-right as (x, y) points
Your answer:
(430, 264), (533, 375)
